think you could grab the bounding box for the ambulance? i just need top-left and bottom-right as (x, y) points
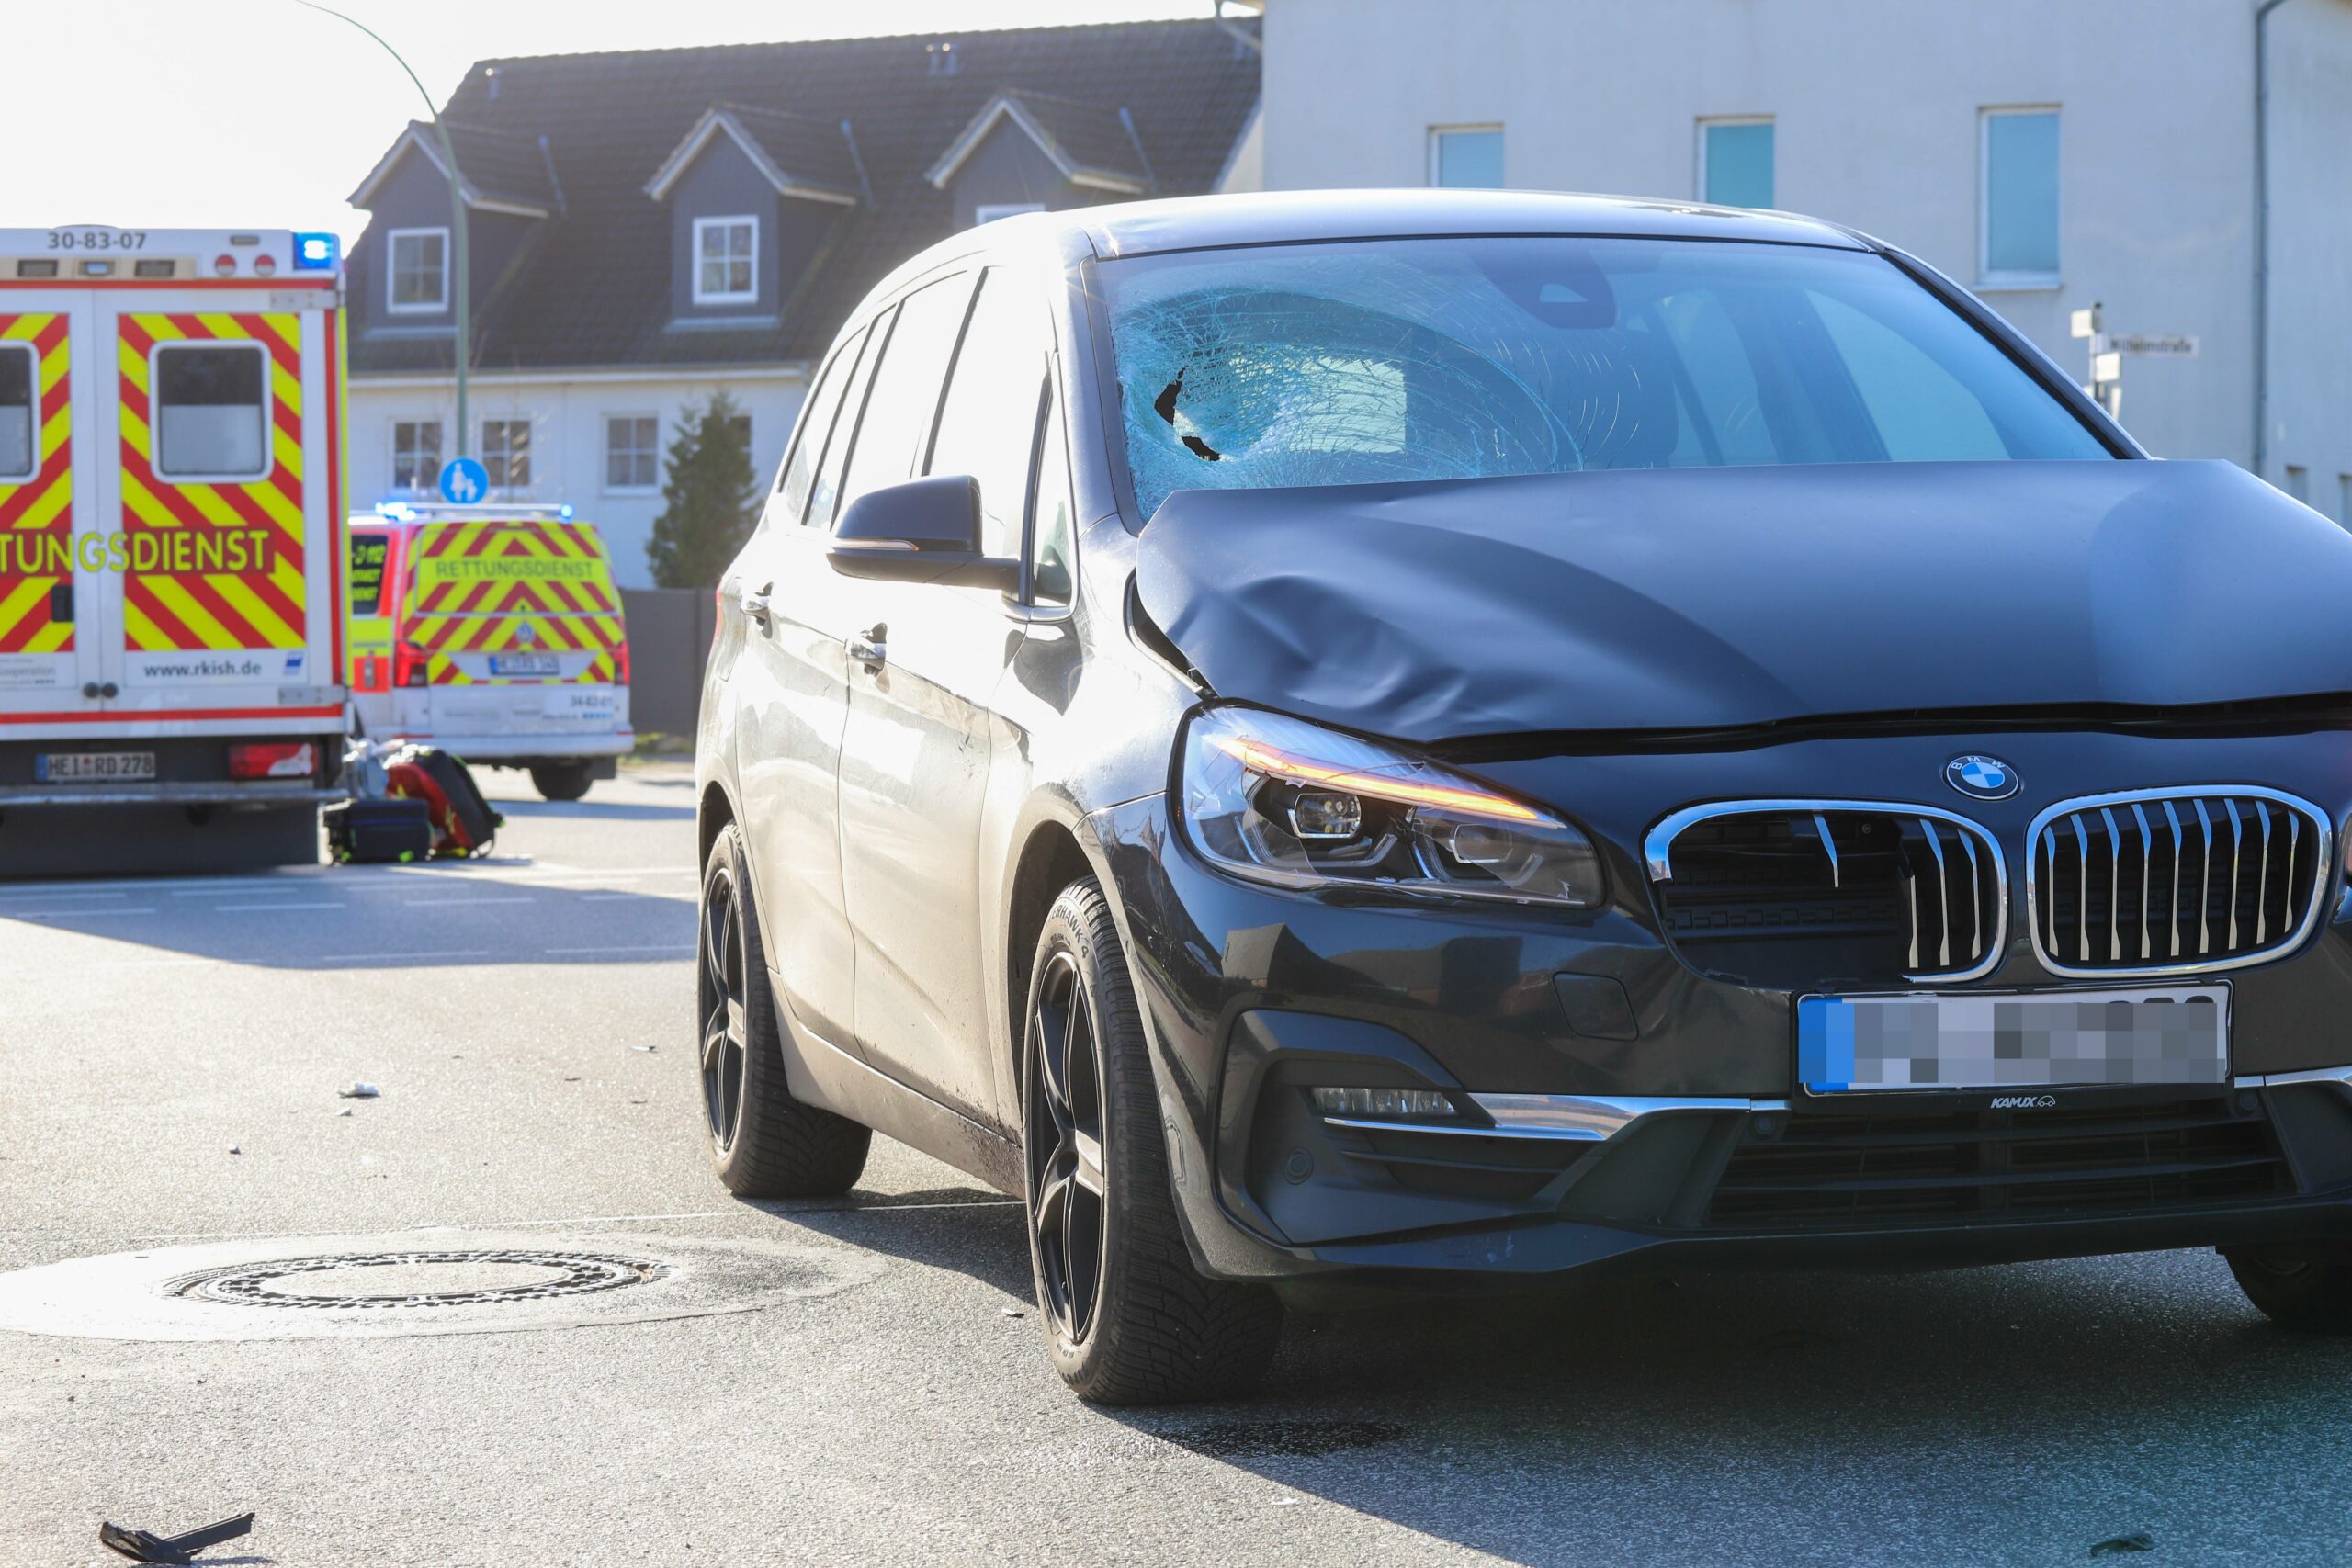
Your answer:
(346, 502), (630, 801)
(0, 227), (350, 874)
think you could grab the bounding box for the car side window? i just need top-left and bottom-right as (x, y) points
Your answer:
(775, 323), (868, 525)
(926, 268), (1047, 559)
(1026, 391), (1076, 607)
(804, 313), (889, 531)
(831, 272), (977, 526)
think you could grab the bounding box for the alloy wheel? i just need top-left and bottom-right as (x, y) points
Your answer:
(1026, 949), (1108, 1341)
(699, 863), (749, 1156)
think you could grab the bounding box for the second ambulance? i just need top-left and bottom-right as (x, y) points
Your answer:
(348, 502), (630, 800)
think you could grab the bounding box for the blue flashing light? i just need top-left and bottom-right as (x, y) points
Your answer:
(558, 503), (574, 520)
(293, 231), (339, 271)
(374, 501), (418, 522)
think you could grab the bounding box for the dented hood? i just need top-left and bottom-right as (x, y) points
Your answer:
(1133, 460), (2352, 743)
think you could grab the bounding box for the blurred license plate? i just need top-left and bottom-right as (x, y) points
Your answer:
(489, 654), (560, 678)
(37, 750), (155, 782)
(1798, 987), (2228, 1095)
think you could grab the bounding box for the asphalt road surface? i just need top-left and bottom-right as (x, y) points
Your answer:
(4, 761), (2350, 1565)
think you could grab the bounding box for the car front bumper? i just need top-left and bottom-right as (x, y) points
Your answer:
(1091, 760), (2352, 1291)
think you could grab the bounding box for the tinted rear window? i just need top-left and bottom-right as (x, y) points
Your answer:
(1102, 236), (2109, 519)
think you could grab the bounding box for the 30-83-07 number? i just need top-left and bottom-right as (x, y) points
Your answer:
(47, 230), (147, 252)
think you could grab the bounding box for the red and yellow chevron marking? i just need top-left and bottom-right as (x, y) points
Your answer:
(117, 312), (307, 653)
(0, 313), (74, 655)
(401, 518), (624, 684)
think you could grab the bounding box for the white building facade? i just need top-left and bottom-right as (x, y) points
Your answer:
(346, 367), (806, 583)
(1258, 0), (2352, 514)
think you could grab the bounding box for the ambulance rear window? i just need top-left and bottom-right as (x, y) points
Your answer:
(0, 344), (31, 480)
(153, 343), (268, 479)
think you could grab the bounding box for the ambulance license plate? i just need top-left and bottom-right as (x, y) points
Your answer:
(37, 750), (157, 783)
(489, 654), (560, 678)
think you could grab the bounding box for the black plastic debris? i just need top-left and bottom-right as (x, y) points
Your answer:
(99, 1510), (254, 1564)
(2089, 1532), (2156, 1557)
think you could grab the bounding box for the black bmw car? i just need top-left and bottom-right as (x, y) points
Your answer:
(693, 189), (2352, 1404)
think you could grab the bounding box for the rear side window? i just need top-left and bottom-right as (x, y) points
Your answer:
(153, 342), (268, 479)
(927, 268), (1047, 558)
(832, 273), (975, 523)
(775, 324), (869, 525)
(805, 320), (887, 531)
(0, 343), (33, 479)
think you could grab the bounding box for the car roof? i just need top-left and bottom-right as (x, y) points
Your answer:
(1078, 188), (1874, 259)
(859, 188), (1875, 311)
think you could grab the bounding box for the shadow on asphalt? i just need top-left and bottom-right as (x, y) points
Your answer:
(716, 1180), (2346, 1562)
(744, 1186), (1033, 1299)
(1104, 1262), (2338, 1563)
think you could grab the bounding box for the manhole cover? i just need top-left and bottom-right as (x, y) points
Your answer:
(171, 1249), (664, 1309)
(0, 1228), (884, 1341)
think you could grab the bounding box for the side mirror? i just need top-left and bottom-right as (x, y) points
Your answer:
(827, 474), (1021, 592)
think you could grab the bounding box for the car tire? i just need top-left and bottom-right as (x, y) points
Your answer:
(1023, 876), (1283, 1404)
(530, 761), (594, 802)
(2226, 1244), (2352, 1332)
(698, 822), (871, 1197)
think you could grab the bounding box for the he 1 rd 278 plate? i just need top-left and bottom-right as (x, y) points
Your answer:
(1797, 987), (2229, 1097)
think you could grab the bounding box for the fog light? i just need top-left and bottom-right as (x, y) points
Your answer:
(1311, 1087), (1454, 1119)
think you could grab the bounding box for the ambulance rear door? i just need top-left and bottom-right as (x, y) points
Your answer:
(92, 266), (344, 731)
(0, 288), (109, 716)
(402, 517), (628, 745)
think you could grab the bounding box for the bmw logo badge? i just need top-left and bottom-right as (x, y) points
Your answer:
(1946, 754), (2020, 801)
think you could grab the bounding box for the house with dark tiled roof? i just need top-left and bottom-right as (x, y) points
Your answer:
(345, 16), (1262, 585)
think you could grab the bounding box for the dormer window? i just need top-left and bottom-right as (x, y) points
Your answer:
(694, 216), (758, 306)
(388, 227), (449, 312)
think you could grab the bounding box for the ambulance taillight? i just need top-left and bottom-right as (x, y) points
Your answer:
(394, 642), (431, 688)
(227, 742), (316, 781)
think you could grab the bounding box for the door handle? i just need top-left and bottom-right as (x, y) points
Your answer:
(847, 624), (887, 671)
(739, 581), (774, 632)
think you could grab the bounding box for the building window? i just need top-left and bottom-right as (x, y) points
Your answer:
(2340, 474), (2351, 529)
(391, 420), (443, 493)
(152, 343), (268, 479)
(1429, 126), (1504, 189)
(974, 202), (1045, 225)
(387, 227), (449, 313)
(2285, 466), (2309, 503)
(481, 417), (532, 491)
(724, 412), (752, 455)
(1980, 107), (2061, 284)
(1699, 118), (1774, 209)
(694, 216), (758, 305)
(605, 415), (659, 491)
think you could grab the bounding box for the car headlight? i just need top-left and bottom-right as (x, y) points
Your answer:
(1178, 706), (1604, 908)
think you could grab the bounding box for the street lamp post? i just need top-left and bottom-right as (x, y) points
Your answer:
(295, 0), (469, 459)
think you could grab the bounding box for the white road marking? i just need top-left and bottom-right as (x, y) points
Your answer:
(310, 949), (492, 963)
(9, 907), (157, 920)
(400, 896), (537, 907)
(543, 943), (695, 956)
(215, 901), (345, 912)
